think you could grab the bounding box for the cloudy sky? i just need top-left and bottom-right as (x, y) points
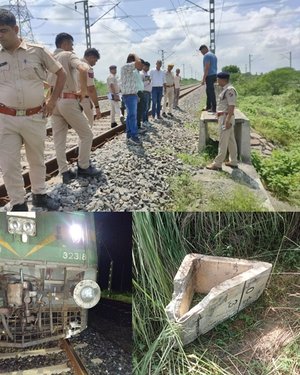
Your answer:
(2, 0), (299, 81)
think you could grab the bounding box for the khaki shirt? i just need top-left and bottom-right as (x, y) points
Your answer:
(107, 73), (119, 93)
(165, 70), (174, 86)
(174, 75), (181, 89)
(217, 84), (237, 112)
(0, 39), (62, 109)
(47, 48), (83, 93)
(80, 57), (94, 88)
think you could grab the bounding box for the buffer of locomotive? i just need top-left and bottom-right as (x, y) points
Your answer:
(0, 212), (101, 348)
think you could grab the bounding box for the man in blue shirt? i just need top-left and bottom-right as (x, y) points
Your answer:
(199, 45), (218, 113)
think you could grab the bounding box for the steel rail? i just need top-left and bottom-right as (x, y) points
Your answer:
(0, 84), (201, 205)
(60, 338), (90, 375)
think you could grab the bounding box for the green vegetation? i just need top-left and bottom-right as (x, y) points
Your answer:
(94, 78), (107, 95)
(101, 289), (132, 303)
(167, 171), (203, 211)
(206, 185), (266, 211)
(181, 78), (200, 85)
(133, 212), (300, 375)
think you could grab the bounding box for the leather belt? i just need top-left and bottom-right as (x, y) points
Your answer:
(0, 104), (42, 116)
(60, 93), (79, 99)
(217, 112), (228, 117)
(166, 85), (174, 87)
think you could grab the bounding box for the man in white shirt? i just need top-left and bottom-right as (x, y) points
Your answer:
(140, 61), (152, 125)
(150, 60), (166, 120)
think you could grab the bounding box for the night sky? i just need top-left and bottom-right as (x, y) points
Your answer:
(94, 213), (132, 292)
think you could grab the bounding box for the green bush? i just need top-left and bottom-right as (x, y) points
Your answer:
(252, 150), (300, 203)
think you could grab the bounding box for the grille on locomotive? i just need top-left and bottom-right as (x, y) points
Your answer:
(0, 212), (101, 348)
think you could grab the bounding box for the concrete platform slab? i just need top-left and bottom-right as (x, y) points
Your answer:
(165, 254), (272, 347)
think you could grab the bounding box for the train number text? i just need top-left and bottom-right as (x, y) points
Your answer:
(63, 252), (86, 260)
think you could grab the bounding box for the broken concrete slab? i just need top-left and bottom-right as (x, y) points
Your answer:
(165, 254), (272, 346)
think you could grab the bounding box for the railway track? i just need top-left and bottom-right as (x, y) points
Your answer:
(0, 339), (88, 375)
(0, 84), (200, 206)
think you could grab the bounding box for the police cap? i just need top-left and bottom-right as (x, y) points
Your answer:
(217, 71), (230, 79)
(109, 65), (117, 69)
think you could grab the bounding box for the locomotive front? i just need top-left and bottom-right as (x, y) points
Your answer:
(0, 212), (101, 348)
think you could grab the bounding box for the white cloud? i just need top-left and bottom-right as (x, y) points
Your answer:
(15, 0), (300, 80)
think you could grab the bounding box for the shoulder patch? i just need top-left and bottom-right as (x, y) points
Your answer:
(25, 42), (45, 50)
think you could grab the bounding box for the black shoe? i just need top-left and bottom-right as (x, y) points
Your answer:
(167, 113), (174, 117)
(162, 112), (167, 118)
(11, 202), (28, 212)
(138, 128), (147, 135)
(120, 116), (126, 125)
(32, 194), (60, 210)
(62, 169), (77, 184)
(78, 165), (102, 178)
(111, 122), (118, 128)
(127, 136), (143, 145)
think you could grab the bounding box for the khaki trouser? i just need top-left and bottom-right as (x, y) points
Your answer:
(173, 88), (180, 108)
(110, 100), (121, 123)
(51, 98), (93, 174)
(81, 97), (94, 128)
(0, 113), (47, 206)
(163, 86), (174, 114)
(214, 115), (238, 168)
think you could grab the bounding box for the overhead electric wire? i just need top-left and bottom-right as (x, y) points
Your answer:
(169, 0), (198, 53)
(24, 0), (281, 10)
(216, 0), (225, 46)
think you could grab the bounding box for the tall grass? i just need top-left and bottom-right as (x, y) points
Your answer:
(133, 212), (300, 375)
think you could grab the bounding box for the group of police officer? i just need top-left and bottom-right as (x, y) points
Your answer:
(0, 10), (102, 211)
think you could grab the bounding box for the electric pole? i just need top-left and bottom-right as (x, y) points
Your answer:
(75, 1), (91, 49)
(249, 54), (260, 74)
(75, 1), (120, 49)
(9, 0), (36, 43)
(186, 0), (214, 52)
(209, 0), (215, 53)
(158, 50), (165, 69)
(280, 52), (292, 68)
(182, 64), (185, 79)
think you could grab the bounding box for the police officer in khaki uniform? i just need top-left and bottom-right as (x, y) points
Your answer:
(48, 33), (102, 184)
(80, 48), (101, 128)
(206, 71), (238, 171)
(0, 9), (67, 211)
(162, 63), (175, 118)
(107, 65), (125, 128)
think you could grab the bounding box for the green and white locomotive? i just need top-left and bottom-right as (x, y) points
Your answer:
(0, 212), (101, 347)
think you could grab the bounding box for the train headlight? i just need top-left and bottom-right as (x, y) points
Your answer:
(23, 220), (36, 236)
(8, 219), (22, 233)
(70, 224), (83, 243)
(73, 280), (101, 309)
(8, 218), (36, 236)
